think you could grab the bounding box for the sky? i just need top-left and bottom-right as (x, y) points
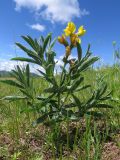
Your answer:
(0, 0), (120, 71)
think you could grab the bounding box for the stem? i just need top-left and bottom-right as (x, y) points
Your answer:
(67, 111), (69, 151)
(52, 143), (56, 160)
(73, 123), (79, 150)
(60, 62), (67, 86)
(59, 143), (63, 160)
(58, 92), (61, 110)
(66, 117), (70, 160)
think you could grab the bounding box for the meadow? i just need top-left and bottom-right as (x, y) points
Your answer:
(0, 67), (120, 160)
(0, 22), (120, 160)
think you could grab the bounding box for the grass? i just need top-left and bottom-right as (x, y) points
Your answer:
(0, 66), (120, 160)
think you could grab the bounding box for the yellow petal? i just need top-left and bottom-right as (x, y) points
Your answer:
(68, 22), (76, 33)
(64, 22), (76, 36)
(78, 26), (86, 36)
(64, 29), (71, 36)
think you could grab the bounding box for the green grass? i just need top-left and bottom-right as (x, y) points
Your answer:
(0, 67), (120, 160)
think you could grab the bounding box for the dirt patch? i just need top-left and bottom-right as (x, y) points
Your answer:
(102, 142), (120, 160)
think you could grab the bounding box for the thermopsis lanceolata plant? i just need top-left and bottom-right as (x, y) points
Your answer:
(1, 22), (113, 126)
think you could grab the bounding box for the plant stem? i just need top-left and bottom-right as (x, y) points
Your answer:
(67, 112), (69, 152)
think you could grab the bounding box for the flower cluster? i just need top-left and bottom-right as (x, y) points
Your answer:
(58, 22), (86, 58)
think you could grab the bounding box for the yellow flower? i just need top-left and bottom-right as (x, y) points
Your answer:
(66, 46), (71, 57)
(78, 26), (86, 36)
(64, 22), (76, 36)
(70, 34), (81, 46)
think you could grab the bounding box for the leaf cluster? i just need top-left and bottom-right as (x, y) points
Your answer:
(0, 34), (113, 126)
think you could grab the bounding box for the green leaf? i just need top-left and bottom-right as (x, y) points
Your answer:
(72, 94), (81, 106)
(37, 93), (56, 105)
(64, 103), (76, 108)
(22, 36), (38, 52)
(86, 44), (91, 57)
(40, 36), (44, 43)
(26, 64), (30, 87)
(43, 33), (51, 53)
(70, 77), (84, 91)
(99, 83), (107, 96)
(11, 57), (36, 64)
(86, 111), (104, 118)
(95, 103), (113, 109)
(33, 110), (58, 126)
(49, 38), (57, 49)
(37, 69), (56, 85)
(0, 80), (24, 89)
(20, 89), (33, 99)
(16, 65), (25, 84)
(33, 114), (48, 126)
(1, 96), (27, 101)
(71, 73), (80, 80)
(78, 57), (99, 72)
(44, 87), (56, 93)
(75, 85), (91, 92)
(16, 43), (42, 65)
(76, 42), (82, 61)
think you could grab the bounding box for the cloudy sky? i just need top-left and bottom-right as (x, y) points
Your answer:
(0, 0), (120, 71)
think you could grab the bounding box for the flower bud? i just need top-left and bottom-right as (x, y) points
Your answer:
(70, 59), (75, 68)
(65, 46), (71, 57)
(58, 35), (68, 46)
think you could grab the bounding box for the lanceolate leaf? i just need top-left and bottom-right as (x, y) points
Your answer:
(75, 85), (91, 92)
(86, 111), (104, 117)
(11, 57), (36, 64)
(16, 43), (42, 65)
(49, 38), (57, 50)
(0, 80), (24, 89)
(16, 65), (25, 84)
(26, 64), (30, 87)
(70, 77), (84, 91)
(37, 69), (56, 85)
(20, 89), (33, 99)
(72, 94), (81, 106)
(1, 96), (28, 101)
(33, 114), (48, 126)
(22, 36), (38, 52)
(95, 103), (113, 109)
(78, 57), (99, 73)
(43, 33), (51, 53)
(86, 44), (91, 57)
(33, 110), (58, 126)
(76, 42), (82, 61)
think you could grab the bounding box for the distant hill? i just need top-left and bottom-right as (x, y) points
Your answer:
(0, 70), (11, 77)
(0, 70), (38, 77)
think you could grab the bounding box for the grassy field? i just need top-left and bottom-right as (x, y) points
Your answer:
(0, 67), (120, 160)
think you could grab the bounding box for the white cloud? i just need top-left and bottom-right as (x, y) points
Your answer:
(28, 23), (45, 31)
(80, 9), (89, 16)
(0, 59), (27, 71)
(13, 0), (89, 23)
(0, 58), (45, 74)
(0, 53), (77, 73)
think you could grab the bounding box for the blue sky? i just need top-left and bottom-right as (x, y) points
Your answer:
(0, 0), (120, 71)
